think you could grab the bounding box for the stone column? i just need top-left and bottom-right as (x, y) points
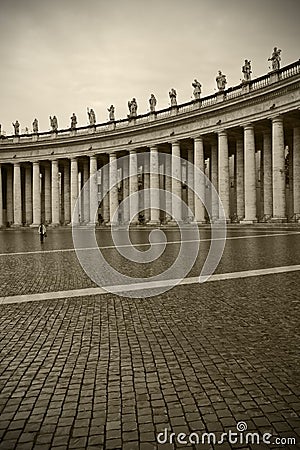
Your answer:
(149, 146), (160, 225)
(218, 131), (230, 220)
(143, 152), (150, 222)
(51, 160), (60, 225)
(0, 165), (3, 227)
(82, 159), (90, 223)
(187, 148), (194, 220)
(194, 137), (205, 223)
(243, 125), (257, 222)
(32, 162), (41, 226)
(44, 164), (51, 224)
(262, 130), (272, 219)
(165, 153), (172, 222)
(70, 158), (79, 224)
(102, 161), (110, 223)
(6, 166), (13, 225)
(272, 117), (286, 220)
(25, 166), (32, 225)
(89, 155), (97, 224)
(129, 150), (139, 224)
(122, 156), (129, 224)
(236, 137), (244, 221)
(13, 162), (22, 226)
(171, 141), (182, 222)
(210, 142), (218, 220)
(293, 127), (300, 220)
(109, 153), (118, 225)
(63, 162), (71, 224)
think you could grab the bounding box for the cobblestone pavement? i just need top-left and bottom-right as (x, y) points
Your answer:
(0, 229), (299, 449)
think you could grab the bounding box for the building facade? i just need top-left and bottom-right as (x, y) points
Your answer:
(0, 60), (300, 227)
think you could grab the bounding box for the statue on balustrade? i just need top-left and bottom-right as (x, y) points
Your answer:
(12, 120), (20, 135)
(169, 88), (177, 106)
(149, 94), (157, 112)
(216, 71), (227, 91)
(268, 47), (281, 71)
(242, 60), (252, 82)
(128, 98), (138, 117)
(32, 118), (38, 133)
(108, 105), (115, 121)
(192, 79), (202, 100)
(87, 107), (96, 125)
(70, 113), (77, 130)
(50, 116), (58, 132)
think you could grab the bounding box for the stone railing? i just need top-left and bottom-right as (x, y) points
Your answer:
(1, 59), (299, 144)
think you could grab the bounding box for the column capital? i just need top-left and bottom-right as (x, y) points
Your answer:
(129, 149), (137, 154)
(194, 136), (203, 143)
(243, 123), (254, 131)
(51, 159), (59, 165)
(169, 140), (180, 147)
(32, 161), (40, 166)
(109, 152), (116, 158)
(90, 154), (97, 160)
(218, 129), (227, 137)
(13, 161), (21, 166)
(271, 116), (283, 124)
(70, 157), (78, 162)
(149, 146), (158, 152)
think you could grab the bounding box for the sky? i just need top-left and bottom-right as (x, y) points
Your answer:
(0, 0), (299, 135)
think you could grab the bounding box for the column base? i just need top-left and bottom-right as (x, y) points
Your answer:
(271, 217), (287, 223)
(11, 223), (22, 228)
(147, 220), (160, 226)
(30, 223), (40, 228)
(240, 219), (257, 224)
(49, 222), (60, 227)
(107, 222), (119, 227)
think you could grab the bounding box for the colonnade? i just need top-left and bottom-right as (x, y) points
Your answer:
(0, 116), (299, 227)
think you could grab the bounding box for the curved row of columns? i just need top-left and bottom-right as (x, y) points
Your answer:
(0, 116), (299, 227)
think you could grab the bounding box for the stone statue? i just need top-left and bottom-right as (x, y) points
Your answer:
(216, 71), (227, 91)
(149, 94), (157, 113)
(169, 88), (177, 107)
(268, 47), (281, 71)
(128, 98), (138, 117)
(70, 113), (77, 130)
(108, 105), (115, 121)
(87, 107), (96, 125)
(242, 60), (252, 82)
(12, 120), (20, 135)
(192, 79), (202, 100)
(32, 118), (38, 133)
(50, 116), (58, 132)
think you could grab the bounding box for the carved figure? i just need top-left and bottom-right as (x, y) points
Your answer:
(108, 105), (115, 121)
(169, 88), (177, 106)
(216, 71), (227, 91)
(128, 98), (138, 117)
(192, 79), (202, 99)
(50, 116), (58, 131)
(242, 60), (252, 82)
(70, 113), (77, 130)
(12, 120), (20, 135)
(32, 118), (38, 133)
(268, 47), (281, 71)
(149, 94), (157, 113)
(87, 108), (96, 125)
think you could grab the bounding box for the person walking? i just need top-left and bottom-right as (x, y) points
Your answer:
(38, 223), (47, 243)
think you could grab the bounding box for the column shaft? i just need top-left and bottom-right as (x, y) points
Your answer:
(272, 117), (286, 219)
(129, 150), (139, 223)
(0, 165), (3, 227)
(70, 158), (78, 223)
(243, 125), (257, 222)
(210, 142), (218, 220)
(102, 162), (110, 223)
(236, 137), (244, 220)
(64, 162), (71, 224)
(51, 160), (60, 225)
(194, 137), (205, 223)
(218, 131), (230, 220)
(109, 153), (118, 225)
(82, 159), (90, 223)
(293, 127), (300, 219)
(263, 131), (272, 218)
(149, 146), (160, 224)
(171, 142), (182, 221)
(6, 166), (13, 225)
(13, 162), (22, 225)
(44, 164), (51, 224)
(187, 149), (194, 219)
(25, 166), (33, 225)
(143, 153), (150, 222)
(89, 156), (97, 224)
(32, 162), (41, 226)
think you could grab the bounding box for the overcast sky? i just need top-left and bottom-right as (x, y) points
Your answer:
(0, 0), (299, 135)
